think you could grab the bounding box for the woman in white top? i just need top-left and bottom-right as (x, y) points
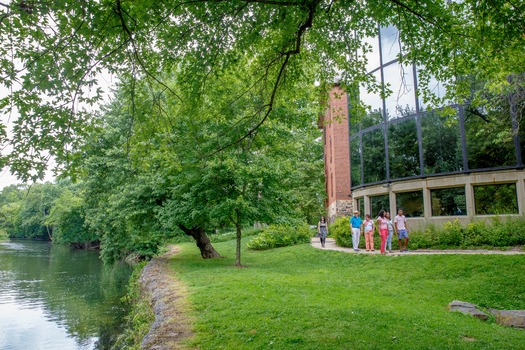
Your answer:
(363, 214), (375, 252)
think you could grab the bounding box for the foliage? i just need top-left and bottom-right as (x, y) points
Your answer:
(44, 183), (96, 245)
(2, 182), (59, 239)
(0, 0), (523, 182)
(170, 239), (525, 349)
(0, 181), (100, 245)
(208, 227), (263, 244)
(331, 216), (351, 247)
(113, 262), (154, 350)
(409, 217), (525, 249)
(246, 224), (312, 250)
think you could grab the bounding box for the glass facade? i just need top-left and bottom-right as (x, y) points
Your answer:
(356, 197), (365, 218)
(421, 110), (462, 174)
(370, 194), (389, 218)
(350, 25), (524, 188)
(474, 183), (518, 215)
(430, 187), (467, 216)
(388, 117), (419, 179)
(346, 25), (524, 222)
(362, 128), (386, 184)
(395, 191), (424, 217)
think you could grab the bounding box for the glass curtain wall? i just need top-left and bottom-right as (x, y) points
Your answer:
(349, 25), (524, 188)
(370, 194), (390, 218)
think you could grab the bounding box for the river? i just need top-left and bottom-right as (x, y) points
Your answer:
(0, 240), (132, 350)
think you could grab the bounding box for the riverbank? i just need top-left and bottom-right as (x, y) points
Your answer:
(139, 245), (193, 349)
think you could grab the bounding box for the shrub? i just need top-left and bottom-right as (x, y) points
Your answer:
(246, 224), (312, 250)
(330, 216), (352, 247)
(406, 216), (525, 250)
(438, 219), (464, 247)
(409, 225), (439, 250)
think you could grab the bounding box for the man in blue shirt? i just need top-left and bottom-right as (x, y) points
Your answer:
(350, 210), (362, 252)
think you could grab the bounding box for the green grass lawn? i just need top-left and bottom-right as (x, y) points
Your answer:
(167, 238), (525, 349)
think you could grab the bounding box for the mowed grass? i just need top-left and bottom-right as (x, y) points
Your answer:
(167, 238), (525, 350)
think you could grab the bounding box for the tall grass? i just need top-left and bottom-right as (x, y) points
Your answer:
(168, 238), (525, 349)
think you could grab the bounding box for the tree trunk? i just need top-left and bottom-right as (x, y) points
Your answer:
(178, 225), (222, 259)
(234, 208), (243, 267)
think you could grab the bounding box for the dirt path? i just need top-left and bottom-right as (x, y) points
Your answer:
(139, 245), (194, 350)
(312, 237), (525, 255)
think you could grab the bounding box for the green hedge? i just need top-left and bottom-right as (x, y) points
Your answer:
(246, 225), (313, 250)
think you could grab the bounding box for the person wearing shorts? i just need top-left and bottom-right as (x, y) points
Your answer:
(394, 208), (409, 252)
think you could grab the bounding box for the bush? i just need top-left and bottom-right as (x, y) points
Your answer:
(409, 216), (525, 249)
(246, 225), (313, 250)
(330, 216), (351, 247)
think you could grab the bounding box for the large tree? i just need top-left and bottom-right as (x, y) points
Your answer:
(1, 0), (523, 180)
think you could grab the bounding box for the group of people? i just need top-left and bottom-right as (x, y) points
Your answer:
(317, 209), (409, 254)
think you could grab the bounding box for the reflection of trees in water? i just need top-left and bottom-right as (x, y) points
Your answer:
(2, 242), (131, 349)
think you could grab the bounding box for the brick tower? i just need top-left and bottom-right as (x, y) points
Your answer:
(319, 85), (353, 222)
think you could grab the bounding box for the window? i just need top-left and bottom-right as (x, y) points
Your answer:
(416, 68), (449, 111)
(396, 191), (424, 217)
(388, 117), (419, 179)
(356, 197), (365, 218)
(362, 128), (386, 184)
(465, 107), (515, 169)
(359, 35), (381, 72)
(350, 136), (362, 187)
(370, 194), (390, 218)
(474, 183), (518, 215)
(330, 173), (334, 198)
(383, 63), (416, 120)
(359, 70), (383, 130)
(430, 187), (467, 216)
(380, 25), (401, 64)
(421, 110), (462, 174)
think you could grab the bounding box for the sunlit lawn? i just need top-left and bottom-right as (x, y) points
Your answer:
(167, 238), (525, 349)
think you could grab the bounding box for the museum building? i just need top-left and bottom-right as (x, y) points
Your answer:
(320, 25), (525, 229)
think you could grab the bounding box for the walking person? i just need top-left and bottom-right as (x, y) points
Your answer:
(394, 208), (409, 252)
(350, 210), (362, 252)
(317, 216), (328, 248)
(376, 210), (388, 254)
(363, 214), (375, 252)
(385, 212), (395, 253)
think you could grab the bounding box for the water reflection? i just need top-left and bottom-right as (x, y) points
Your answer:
(0, 240), (132, 350)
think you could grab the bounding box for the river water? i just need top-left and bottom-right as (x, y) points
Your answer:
(0, 240), (132, 350)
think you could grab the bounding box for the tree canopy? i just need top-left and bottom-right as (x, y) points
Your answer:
(1, 0), (524, 180)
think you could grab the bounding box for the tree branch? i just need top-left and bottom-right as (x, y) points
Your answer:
(212, 0), (320, 154)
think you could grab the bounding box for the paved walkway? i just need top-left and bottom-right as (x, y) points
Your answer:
(311, 238), (525, 255)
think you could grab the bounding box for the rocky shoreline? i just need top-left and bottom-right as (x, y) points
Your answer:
(139, 246), (193, 349)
